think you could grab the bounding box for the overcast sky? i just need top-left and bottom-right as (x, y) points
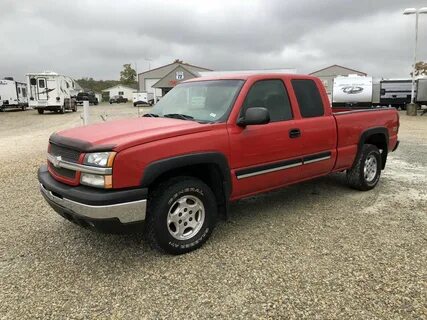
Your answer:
(1, 0), (426, 82)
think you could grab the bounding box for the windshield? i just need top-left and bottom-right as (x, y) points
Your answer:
(150, 80), (244, 122)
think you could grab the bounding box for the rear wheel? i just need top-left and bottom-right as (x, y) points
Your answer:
(37, 109), (44, 114)
(346, 144), (381, 191)
(59, 104), (65, 114)
(145, 177), (217, 254)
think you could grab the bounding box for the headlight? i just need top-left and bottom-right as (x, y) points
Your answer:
(81, 152), (116, 188)
(83, 152), (116, 167)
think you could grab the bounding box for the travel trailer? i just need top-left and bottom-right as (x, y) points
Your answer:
(332, 75), (373, 107)
(27, 72), (79, 114)
(0, 77), (28, 111)
(133, 92), (154, 106)
(416, 78), (427, 105)
(379, 79), (413, 109)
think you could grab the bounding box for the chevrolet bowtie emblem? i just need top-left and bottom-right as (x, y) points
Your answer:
(51, 155), (62, 168)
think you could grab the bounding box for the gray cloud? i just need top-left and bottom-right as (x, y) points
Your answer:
(1, 0), (426, 82)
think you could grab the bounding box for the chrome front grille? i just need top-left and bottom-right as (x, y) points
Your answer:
(49, 164), (76, 179)
(49, 143), (80, 163)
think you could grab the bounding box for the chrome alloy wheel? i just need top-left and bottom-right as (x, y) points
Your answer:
(167, 195), (205, 240)
(364, 154), (377, 182)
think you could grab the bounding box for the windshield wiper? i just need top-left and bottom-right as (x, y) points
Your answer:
(163, 113), (194, 121)
(143, 113), (159, 117)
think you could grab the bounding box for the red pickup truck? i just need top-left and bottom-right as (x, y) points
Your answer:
(38, 73), (399, 254)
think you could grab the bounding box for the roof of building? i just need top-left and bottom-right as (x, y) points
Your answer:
(309, 64), (367, 76)
(138, 59), (212, 77)
(152, 65), (198, 88)
(102, 84), (137, 92)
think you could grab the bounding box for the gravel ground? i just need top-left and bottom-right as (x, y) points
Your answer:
(0, 105), (426, 319)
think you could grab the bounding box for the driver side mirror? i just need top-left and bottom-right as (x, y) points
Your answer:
(237, 107), (270, 127)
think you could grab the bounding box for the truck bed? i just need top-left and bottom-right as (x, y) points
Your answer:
(332, 107), (399, 171)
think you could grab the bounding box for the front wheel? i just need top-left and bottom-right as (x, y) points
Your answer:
(145, 177), (217, 254)
(37, 109), (44, 114)
(346, 144), (382, 191)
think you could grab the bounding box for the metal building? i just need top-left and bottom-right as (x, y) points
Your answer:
(138, 60), (212, 98)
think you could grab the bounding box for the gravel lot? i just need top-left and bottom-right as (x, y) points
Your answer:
(0, 104), (426, 319)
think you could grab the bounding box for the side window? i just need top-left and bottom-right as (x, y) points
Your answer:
(291, 79), (324, 117)
(38, 79), (45, 88)
(22, 88), (27, 97)
(18, 87), (21, 94)
(241, 80), (292, 122)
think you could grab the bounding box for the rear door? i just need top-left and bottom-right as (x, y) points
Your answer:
(37, 77), (48, 100)
(289, 78), (337, 179)
(228, 78), (305, 198)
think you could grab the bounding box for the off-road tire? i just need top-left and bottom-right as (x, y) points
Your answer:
(37, 109), (44, 114)
(145, 176), (217, 255)
(346, 144), (381, 191)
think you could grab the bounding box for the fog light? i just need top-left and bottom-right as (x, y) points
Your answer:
(80, 173), (113, 188)
(81, 173), (105, 188)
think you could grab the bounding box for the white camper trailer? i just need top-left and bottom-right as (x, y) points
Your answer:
(27, 72), (78, 114)
(416, 78), (427, 105)
(332, 75), (373, 107)
(133, 92), (154, 106)
(0, 77), (28, 111)
(379, 79), (413, 109)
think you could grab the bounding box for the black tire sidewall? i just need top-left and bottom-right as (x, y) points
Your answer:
(360, 146), (381, 189)
(150, 180), (216, 254)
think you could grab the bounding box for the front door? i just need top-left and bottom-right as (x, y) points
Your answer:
(228, 79), (304, 198)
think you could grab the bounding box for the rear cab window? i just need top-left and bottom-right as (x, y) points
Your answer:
(291, 79), (324, 117)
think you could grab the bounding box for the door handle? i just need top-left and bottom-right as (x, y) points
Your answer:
(289, 128), (301, 138)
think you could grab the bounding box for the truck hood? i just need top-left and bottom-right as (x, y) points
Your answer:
(52, 117), (213, 152)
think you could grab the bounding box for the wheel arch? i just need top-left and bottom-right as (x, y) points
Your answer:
(356, 127), (388, 169)
(141, 152), (232, 217)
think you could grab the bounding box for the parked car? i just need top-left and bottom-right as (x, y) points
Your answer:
(76, 92), (98, 105)
(109, 95), (128, 104)
(38, 73), (399, 254)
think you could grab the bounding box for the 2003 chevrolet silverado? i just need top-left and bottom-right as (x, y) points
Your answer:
(38, 73), (399, 254)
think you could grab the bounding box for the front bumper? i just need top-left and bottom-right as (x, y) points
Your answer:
(38, 165), (148, 228)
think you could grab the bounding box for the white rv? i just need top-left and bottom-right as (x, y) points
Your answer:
(379, 79), (413, 109)
(27, 72), (78, 114)
(332, 75), (373, 107)
(133, 92), (154, 106)
(416, 78), (427, 105)
(0, 77), (28, 111)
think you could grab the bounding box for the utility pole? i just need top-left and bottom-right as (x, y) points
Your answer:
(403, 7), (427, 116)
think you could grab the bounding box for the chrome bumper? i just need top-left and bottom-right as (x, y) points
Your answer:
(40, 183), (147, 224)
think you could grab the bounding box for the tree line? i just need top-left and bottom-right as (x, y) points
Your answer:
(76, 64), (137, 93)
